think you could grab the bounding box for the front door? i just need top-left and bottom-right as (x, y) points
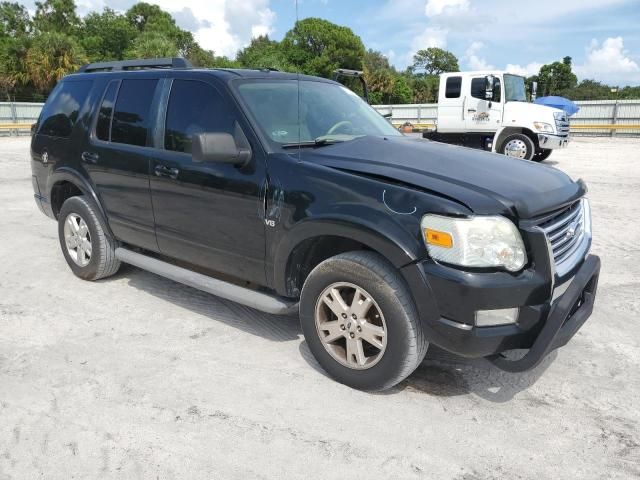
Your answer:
(149, 77), (267, 285)
(464, 75), (503, 132)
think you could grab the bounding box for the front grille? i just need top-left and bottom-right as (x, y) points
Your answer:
(537, 200), (586, 266)
(554, 113), (570, 136)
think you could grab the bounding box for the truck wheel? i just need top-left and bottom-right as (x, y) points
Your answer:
(58, 195), (121, 281)
(500, 133), (535, 160)
(299, 251), (428, 391)
(533, 148), (553, 162)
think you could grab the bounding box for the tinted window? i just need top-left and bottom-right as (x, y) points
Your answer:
(111, 79), (158, 147)
(165, 80), (236, 153)
(445, 76), (461, 98)
(96, 81), (119, 141)
(471, 77), (486, 100)
(38, 80), (92, 138)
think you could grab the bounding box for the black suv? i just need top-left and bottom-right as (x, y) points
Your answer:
(30, 58), (600, 391)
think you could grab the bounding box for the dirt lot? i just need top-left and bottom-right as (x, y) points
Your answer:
(0, 136), (639, 479)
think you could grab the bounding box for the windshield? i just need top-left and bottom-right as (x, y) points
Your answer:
(236, 80), (401, 146)
(504, 74), (527, 102)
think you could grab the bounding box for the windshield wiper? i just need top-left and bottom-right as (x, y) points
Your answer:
(281, 137), (346, 149)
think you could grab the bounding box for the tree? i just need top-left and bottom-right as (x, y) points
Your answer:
(411, 47), (459, 75)
(281, 18), (365, 78)
(364, 49), (391, 72)
(409, 75), (439, 103)
(33, 0), (80, 36)
(81, 8), (137, 61)
(125, 31), (177, 59)
(389, 75), (412, 104)
(534, 56), (578, 96)
(125, 2), (192, 56)
(186, 44), (238, 68)
(24, 31), (87, 92)
(0, 2), (31, 37)
(236, 35), (292, 71)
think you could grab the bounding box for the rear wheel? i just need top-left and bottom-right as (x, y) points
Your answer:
(300, 251), (428, 391)
(500, 133), (535, 160)
(533, 148), (553, 162)
(58, 196), (120, 281)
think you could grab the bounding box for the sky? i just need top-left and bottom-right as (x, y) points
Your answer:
(24, 0), (640, 86)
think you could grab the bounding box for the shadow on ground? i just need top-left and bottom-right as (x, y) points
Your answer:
(120, 264), (554, 402)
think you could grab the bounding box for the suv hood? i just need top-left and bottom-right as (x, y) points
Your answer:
(300, 135), (584, 218)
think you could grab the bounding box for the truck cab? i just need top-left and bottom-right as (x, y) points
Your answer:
(425, 71), (570, 162)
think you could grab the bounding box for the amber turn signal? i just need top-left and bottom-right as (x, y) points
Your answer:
(424, 228), (453, 248)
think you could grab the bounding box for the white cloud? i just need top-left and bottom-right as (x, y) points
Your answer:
(424, 0), (469, 16)
(575, 37), (640, 84)
(504, 62), (543, 77)
(398, 26), (448, 68)
(464, 41), (494, 70)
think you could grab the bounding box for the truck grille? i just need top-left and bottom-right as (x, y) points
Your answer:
(536, 199), (589, 272)
(554, 113), (570, 136)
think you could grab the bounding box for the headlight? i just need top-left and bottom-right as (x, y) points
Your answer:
(421, 214), (528, 272)
(533, 121), (554, 133)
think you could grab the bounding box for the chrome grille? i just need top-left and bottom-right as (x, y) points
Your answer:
(554, 112), (570, 136)
(536, 199), (590, 274)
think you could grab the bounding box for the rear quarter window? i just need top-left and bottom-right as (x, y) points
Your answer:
(445, 76), (462, 99)
(38, 80), (93, 138)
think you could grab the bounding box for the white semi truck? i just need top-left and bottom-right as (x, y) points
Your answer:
(423, 71), (570, 161)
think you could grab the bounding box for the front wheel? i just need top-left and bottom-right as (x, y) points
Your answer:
(299, 251), (428, 391)
(533, 148), (553, 162)
(500, 133), (535, 160)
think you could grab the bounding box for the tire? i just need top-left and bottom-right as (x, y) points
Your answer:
(299, 251), (428, 391)
(58, 195), (120, 281)
(533, 148), (553, 162)
(500, 133), (535, 160)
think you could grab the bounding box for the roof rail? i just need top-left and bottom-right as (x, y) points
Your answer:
(78, 57), (193, 73)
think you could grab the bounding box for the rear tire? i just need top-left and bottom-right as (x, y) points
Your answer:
(533, 148), (553, 162)
(299, 251), (428, 391)
(58, 195), (120, 281)
(500, 133), (535, 160)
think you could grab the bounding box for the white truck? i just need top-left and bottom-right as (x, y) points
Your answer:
(423, 71), (570, 161)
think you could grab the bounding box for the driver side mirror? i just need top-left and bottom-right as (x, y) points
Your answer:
(192, 132), (252, 166)
(484, 75), (495, 101)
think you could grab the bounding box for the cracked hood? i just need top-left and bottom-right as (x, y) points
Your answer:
(299, 135), (584, 218)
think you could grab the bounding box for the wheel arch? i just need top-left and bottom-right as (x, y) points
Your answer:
(493, 127), (539, 153)
(274, 219), (420, 298)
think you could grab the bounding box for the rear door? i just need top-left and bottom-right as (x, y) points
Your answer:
(464, 75), (503, 132)
(83, 76), (162, 251)
(148, 76), (267, 285)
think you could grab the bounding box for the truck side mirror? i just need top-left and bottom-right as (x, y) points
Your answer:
(531, 81), (538, 100)
(192, 132), (252, 166)
(484, 75), (495, 101)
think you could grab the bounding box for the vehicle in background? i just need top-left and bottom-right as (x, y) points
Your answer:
(423, 71), (570, 162)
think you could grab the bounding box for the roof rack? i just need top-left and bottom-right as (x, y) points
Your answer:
(78, 57), (193, 73)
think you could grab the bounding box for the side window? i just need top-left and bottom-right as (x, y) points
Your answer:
(470, 77), (486, 100)
(492, 77), (502, 102)
(445, 76), (461, 99)
(164, 79), (236, 153)
(111, 79), (158, 147)
(38, 80), (92, 138)
(95, 81), (119, 141)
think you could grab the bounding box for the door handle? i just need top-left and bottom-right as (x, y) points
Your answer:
(81, 151), (99, 163)
(154, 164), (179, 179)
(467, 109), (477, 113)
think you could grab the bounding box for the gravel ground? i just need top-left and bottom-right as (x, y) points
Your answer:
(0, 136), (639, 479)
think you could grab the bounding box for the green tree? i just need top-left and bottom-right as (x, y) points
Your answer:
(389, 75), (412, 104)
(0, 36), (30, 98)
(125, 30), (177, 58)
(281, 18), (365, 77)
(186, 44), (238, 68)
(364, 49), (391, 72)
(125, 2), (192, 56)
(25, 31), (87, 92)
(534, 56), (578, 96)
(0, 2), (31, 37)
(236, 35), (291, 71)
(33, 0), (80, 35)
(411, 47), (459, 75)
(81, 8), (137, 61)
(409, 75), (439, 103)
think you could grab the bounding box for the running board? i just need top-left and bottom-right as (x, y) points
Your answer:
(115, 248), (299, 315)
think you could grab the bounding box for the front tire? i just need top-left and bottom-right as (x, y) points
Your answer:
(58, 195), (121, 281)
(300, 251), (428, 391)
(500, 133), (535, 160)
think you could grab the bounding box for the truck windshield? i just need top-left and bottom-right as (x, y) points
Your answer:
(236, 80), (401, 146)
(504, 74), (527, 102)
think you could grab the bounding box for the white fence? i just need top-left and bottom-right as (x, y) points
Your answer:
(373, 99), (640, 137)
(2, 99), (639, 137)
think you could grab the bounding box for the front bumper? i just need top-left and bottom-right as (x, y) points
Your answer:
(400, 233), (600, 371)
(538, 133), (569, 149)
